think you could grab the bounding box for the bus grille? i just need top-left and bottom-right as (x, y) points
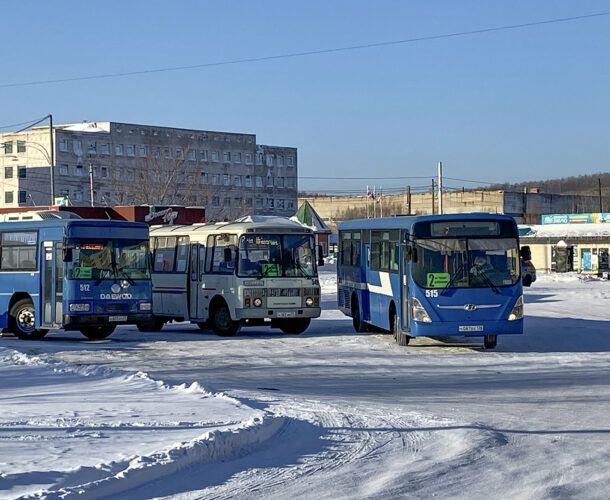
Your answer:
(268, 288), (300, 297)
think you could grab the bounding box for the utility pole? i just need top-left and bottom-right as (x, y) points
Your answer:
(49, 114), (55, 205)
(406, 185), (411, 215)
(431, 179), (435, 215)
(437, 161), (443, 214)
(599, 178), (604, 212)
(89, 160), (95, 207)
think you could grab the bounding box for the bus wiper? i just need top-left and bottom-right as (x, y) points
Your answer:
(440, 264), (465, 296)
(473, 267), (499, 294)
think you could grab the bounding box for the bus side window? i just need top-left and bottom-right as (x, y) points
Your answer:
(175, 236), (190, 273)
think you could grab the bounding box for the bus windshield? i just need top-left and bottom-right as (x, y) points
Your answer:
(67, 239), (151, 280)
(412, 238), (519, 289)
(238, 234), (316, 277)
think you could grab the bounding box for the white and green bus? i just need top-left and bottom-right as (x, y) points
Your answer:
(143, 219), (321, 336)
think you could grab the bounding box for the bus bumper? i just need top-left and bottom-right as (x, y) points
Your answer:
(234, 307), (321, 320)
(63, 313), (152, 330)
(409, 318), (523, 338)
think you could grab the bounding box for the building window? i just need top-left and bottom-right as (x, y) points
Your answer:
(114, 169), (121, 180)
(276, 199), (285, 210)
(73, 140), (82, 155)
(87, 142), (96, 154)
(115, 144), (124, 156)
(138, 145), (147, 157)
(164, 148), (171, 159)
(4, 191), (13, 203)
(4, 166), (13, 179)
(152, 147), (160, 158)
(74, 165), (83, 176)
(245, 175), (252, 187)
(223, 152), (230, 162)
(18, 190), (27, 203)
(277, 155), (283, 167)
(287, 177), (296, 189)
(58, 139), (68, 152)
(287, 155), (294, 166)
(223, 174), (230, 186)
(234, 197), (242, 207)
(126, 144), (135, 157)
(200, 172), (208, 184)
(175, 148), (183, 159)
(212, 196), (220, 207)
(256, 198), (263, 209)
(267, 198), (274, 209)
(73, 191), (83, 201)
(200, 150), (208, 161)
(187, 150), (196, 161)
(101, 167), (108, 178)
(211, 151), (219, 162)
(267, 176), (273, 187)
(246, 197), (252, 207)
(255, 176), (263, 187)
(2, 141), (13, 153)
(17, 141), (26, 153)
(245, 153), (253, 164)
(212, 174), (220, 185)
(233, 175), (241, 187)
(287, 200), (295, 210)
(276, 177), (284, 188)
(256, 153), (263, 165)
(100, 143), (110, 155)
(59, 164), (69, 175)
(233, 152), (241, 163)
(223, 197), (230, 207)
(18, 166), (26, 179)
(266, 154), (274, 167)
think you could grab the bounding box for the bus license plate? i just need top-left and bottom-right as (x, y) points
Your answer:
(277, 312), (296, 318)
(459, 325), (484, 332)
(109, 315), (128, 322)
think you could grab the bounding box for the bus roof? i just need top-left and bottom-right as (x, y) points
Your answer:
(149, 219), (313, 237)
(0, 219), (150, 231)
(338, 213), (517, 231)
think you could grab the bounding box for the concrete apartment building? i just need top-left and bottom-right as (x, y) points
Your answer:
(0, 121), (298, 220)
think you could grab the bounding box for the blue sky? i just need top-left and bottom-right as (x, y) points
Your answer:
(2, 1), (609, 194)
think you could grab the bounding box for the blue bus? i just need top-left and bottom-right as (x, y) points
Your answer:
(337, 214), (524, 349)
(0, 219), (152, 340)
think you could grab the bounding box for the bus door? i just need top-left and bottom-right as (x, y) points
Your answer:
(400, 232), (409, 331)
(40, 241), (63, 328)
(188, 242), (202, 320)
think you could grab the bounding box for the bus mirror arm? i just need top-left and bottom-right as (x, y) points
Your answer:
(63, 248), (73, 262)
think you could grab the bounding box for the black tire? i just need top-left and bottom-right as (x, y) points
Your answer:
(211, 303), (241, 337)
(391, 309), (410, 346)
(196, 321), (210, 331)
(136, 317), (165, 332)
(80, 325), (116, 340)
(279, 318), (311, 335)
(523, 275), (532, 287)
(9, 298), (48, 340)
(351, 296), (366, 332)
(484, 335), (497, 349)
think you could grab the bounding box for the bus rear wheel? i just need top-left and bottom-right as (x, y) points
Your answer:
(80, 325), (116, 340)
(279, 318), (311, 335)
(9, 299), (48, 340)
(211, 303), (241, 337)
(351, 296), (366, 332)
(483, 335), (497, 349)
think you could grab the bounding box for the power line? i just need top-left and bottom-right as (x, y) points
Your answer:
(0, 115), (49, 131)
(1, 11), (608, 89)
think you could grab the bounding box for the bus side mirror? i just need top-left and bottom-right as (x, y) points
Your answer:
(224, 247), (233, 262)
(408, 245), (418, 263)
(63, 248), (73, 262)
(520, 246), (531, 261)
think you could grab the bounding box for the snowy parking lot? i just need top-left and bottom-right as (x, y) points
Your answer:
(1, 268), (610, 499)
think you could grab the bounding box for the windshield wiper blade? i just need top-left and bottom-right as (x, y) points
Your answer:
(440, 264), (465, 296)
(474, 268), (499, 294)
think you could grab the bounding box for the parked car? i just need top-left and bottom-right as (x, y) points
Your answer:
(521, 259), (536, 287)
(520, 245), (536, 287)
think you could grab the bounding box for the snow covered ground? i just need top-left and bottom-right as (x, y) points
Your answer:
(1, 267), (609, 499)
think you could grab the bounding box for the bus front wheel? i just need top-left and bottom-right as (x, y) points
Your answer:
(9, 299), (48, 340)
(80, 325), (116, 340)
(137, 318), (165, 332)
(279, 318), (311, 335)
(211, 303), (241, 337)
(483, 335), (497, 349)
(391, 309), (410, 346)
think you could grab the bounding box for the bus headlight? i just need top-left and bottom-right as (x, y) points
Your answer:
(411, 297), (432, 323)
(508, 296), (523, 321)
(140, 302), (152, 311)
(69, 303), (90, 312)
(305, 297), (314, 307)
(253, 297), (262, 307)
